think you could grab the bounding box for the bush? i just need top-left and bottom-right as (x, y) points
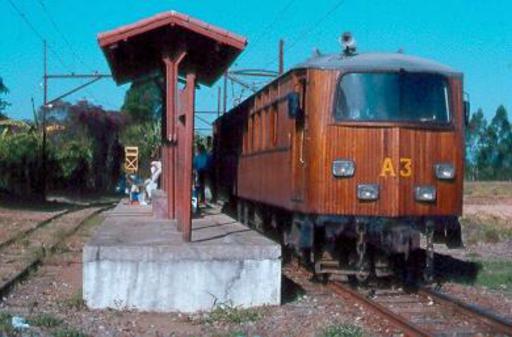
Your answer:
(54, 140), (92, 190)
(0, 131), (44, 196)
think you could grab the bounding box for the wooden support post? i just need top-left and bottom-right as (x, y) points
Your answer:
(180, 72), (196, 242)
(162, 50), (187, 220)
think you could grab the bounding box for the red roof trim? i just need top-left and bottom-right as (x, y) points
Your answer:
(97, 11), (247, 50)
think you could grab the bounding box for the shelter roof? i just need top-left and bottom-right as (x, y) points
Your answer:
(98, 11), (247, 86)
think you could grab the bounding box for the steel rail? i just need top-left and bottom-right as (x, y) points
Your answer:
(419, 287), (512, 336)
(327, 282), (432, 337)
(0, 205), (113, 300)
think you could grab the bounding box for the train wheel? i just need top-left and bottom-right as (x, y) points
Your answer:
(254, 207), (265, 232)
(423, 220), (435, 283)
(236, 200), (243, 223)
(242, 201), (249, 227)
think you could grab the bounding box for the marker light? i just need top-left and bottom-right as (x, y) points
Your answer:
(332, 159), (355, 177)
(357, 184), (379, 201)
(415, 185), (437, 202)
(435, 163), (455, 180)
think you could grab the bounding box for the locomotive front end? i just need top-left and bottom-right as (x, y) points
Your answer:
(306, 53), (466, 281)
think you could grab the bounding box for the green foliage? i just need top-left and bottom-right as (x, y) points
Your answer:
(318, 324), (364, 337)
(0, 77), (10, 116)
(29, 313), (62, 328)
(0, 311), (15, 336)
(121, 79), (162, 124)
(120, 120), (161, 176)
(62, 289), (86, 310)
(204, 302), (262, 324)
(55, 140), (92, 190)
(473, 260), (512, 291)
(52, 327), (88, 337)
(467, 105), (512, 180)
(0, 131), (44, 195)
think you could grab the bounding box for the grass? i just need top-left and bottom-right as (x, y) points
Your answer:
(29, 313), (62, 328)
(204, 302), (262, 324)
(472, 260), (512, 291)
(0, 311), (15, 335)
(464, 181), (512, 198)
(459, 214), (512, 245)
(318, 324), (365, 337)
(52, 327), (88, 337)
(62, 289), (86, 310)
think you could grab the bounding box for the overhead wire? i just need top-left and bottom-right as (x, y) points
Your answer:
(237, 0), (298, 64)
(262, 0), (344, 69)
(5, 0), (70, 71)
(35, 0), (115, 108)
(230, 0), (299, 102)
(35, 0), (92, 72)
(7, 0), (115, 109)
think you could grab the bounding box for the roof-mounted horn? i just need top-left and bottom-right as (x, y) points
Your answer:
(340, 32), (357, 56)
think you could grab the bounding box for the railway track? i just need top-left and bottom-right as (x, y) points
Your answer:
(0, 204), (113, 299)
(328, 282), (511, 337)
(289, 262), (511, 337)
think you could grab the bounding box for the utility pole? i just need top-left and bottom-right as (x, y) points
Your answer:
(278, 39), (284, 75)
(223, 71), (227, 114)
(41, 40), (48, 201)
(217, 86), (221, 117)
(39, 40), (111, 201)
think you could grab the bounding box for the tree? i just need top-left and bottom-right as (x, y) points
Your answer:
(465, 108), (486, 180)
(45, 99), (125, 191)
(471, 105), (512, 180)
(489, 105), (512, 179)
(0, 77), (10, 119)
(120, 120), (161, 177)
(119, 77), (163, 178)
(121, 79), (163, 124)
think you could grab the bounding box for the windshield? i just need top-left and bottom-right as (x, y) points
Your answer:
(333, 72), (451, 123)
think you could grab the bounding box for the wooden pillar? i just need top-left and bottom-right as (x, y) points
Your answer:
(180, 72), (196, 241)
(162, 50), (186, 220)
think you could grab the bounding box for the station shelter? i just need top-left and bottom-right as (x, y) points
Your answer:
(97, 11), (247, 241)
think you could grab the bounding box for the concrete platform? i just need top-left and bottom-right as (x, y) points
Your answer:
(83, 201), (281, 313)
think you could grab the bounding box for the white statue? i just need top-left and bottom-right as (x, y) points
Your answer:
(143, 160), (162, 203)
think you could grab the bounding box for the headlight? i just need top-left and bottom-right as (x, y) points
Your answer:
(357, 184), (379, 201)
(332, 159), (355, 177)
(435, 163), (455, 180)
(415, 185), (436, 202)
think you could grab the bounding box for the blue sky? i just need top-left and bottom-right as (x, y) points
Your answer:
(1, 0), (511, 127)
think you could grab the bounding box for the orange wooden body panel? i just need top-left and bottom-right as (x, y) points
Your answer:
(217, 67), (464, 218)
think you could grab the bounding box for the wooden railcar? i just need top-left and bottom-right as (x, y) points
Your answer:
(213, 51), (466, 281)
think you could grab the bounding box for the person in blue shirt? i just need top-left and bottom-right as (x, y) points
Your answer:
(193, 144), (209, 206)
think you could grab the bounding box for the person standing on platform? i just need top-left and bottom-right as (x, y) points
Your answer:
(205, 136), (216, 203)
(193, 144), (209, 206)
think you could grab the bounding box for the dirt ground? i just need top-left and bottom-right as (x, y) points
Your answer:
(0, 214), (401, 337)
(0, 182), (511, 337)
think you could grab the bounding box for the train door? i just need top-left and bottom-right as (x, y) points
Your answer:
(291, 77), (307, 203)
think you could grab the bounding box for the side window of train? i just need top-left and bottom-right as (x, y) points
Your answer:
(287, 92), (303, 119)
(334, 82), (348, 121)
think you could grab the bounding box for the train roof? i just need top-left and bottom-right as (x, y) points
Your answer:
(291, 52), (462, 77)
(217, 52), (462, 120)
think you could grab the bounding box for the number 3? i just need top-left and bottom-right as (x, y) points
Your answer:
(400, 158), (412, 177)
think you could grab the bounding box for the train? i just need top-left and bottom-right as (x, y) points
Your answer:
(212, 35), (468, 282)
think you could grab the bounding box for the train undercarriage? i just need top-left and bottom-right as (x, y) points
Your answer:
(235, 199), (463, 284)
